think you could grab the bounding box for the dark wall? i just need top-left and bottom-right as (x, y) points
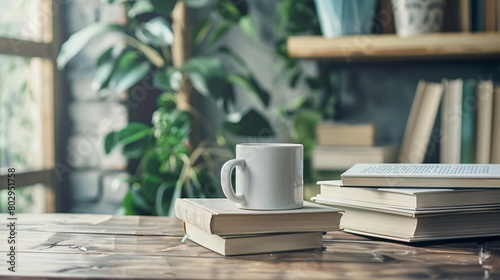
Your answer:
(333, 58), (500, 161)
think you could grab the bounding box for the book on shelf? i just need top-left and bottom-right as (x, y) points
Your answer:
(497, 0), (500, 31)
(471, 0), (485, 32)
(310, 201), (500, 242)
(440, 79), (463, 164)
(459, 0), (472, 32)
(340, 163), (500, 188)
(460, 79), (478, 163)
(183, 222), (324, 256)
(315, 180), (500, 210)
(174, 198), (343, 235)
(315, 122), (376, 146)
(312, 144), (398, 171)
(475, 79), (494, 164)
(484, 0), (497, 32)
(399, 80), (443, 164)
(491, 85), (500, 163)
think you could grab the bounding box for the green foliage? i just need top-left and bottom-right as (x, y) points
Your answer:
(275, 0), (338, 182)
(58, 0), (273, 215)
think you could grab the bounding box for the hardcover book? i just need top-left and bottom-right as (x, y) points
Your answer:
(340, 163), (500, 188)
(490, 85), (500, 163)
(440, 79), (463, 164)
(174, 198), (343, 235)
(315, 122), (376, 146)
(183, 222), (324, 256)
(399, 80), (443, 164)
(475, 79), (494, 163)
(324, 204), (500, 242)
(316, 180), (500, 210)
(312, 144), (399, 171)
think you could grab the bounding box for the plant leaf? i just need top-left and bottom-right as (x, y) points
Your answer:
(181, 57), (226, 97)
(122, 136), (152, 158)
(208, 21), (232, 45)
(117, 122), (152, 145)
(57, 23), (125, 69)
(214, 0), (242, 22)
(108, 51), (151, 93)
(136, 17), (174, 47)
(149, 0), (177, 18)
(238, 15), (256, 37)
(223, 109), (274, 137)
(217, 46), (250, 73)
(226, 73), (270, 107)
(127, 0), (154, 18)
(104, 131), (119, 154)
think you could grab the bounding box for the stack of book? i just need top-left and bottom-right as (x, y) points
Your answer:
(312, 163), (500, 242)
(313, 122), (399, 170)
(174, 198), (343, 256)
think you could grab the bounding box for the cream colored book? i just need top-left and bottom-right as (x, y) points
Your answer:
(174, 199), (343, 235)
(340, 163), (500, 188)
(440, 79), (463, 164)
(336, 205), (500, 242)
(475, 79), (494, 163)
(184, 222), (323, 256)
(491, 86), (500, 163)
(315, 180), (500, 210)
(315, 122), (376, 146)
(399, 81), (443, 163)
(312, 144), (399, 170)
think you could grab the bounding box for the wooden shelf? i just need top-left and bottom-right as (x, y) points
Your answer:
(287, 33), (500, 61)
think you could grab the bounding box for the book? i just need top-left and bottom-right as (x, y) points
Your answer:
(475, 79), (494, 164)
(471, 0), (485, 32)
(491, 85), (500, 163)
(340, 163), (500, 188)
(174, 198), (343, 235)
(183, 222), (324, 256)
(315, 122), (376, 146)
(399, 80), (444, 164)
(440, 79), (463, 164)
(497, 0), (500, 31)
(314, 203), (500, 242)
(484, 0), (497, 32)
(315, 180), (500, 210)
(312, 144), (399, 170)
(459, 0), (471, 32)
(460, 79), (478, 163)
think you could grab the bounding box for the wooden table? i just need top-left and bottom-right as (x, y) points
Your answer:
(1, 214), (499, 279)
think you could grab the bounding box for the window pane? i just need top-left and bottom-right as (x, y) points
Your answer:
(0, 55), (46, 172)
(0, 0), (46, 42)
(0, 184), (50, 213)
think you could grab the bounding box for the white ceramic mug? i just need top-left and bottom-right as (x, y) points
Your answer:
(220, 143), (304, 210)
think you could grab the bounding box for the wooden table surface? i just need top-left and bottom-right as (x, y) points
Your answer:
(0, 213), (499, 279)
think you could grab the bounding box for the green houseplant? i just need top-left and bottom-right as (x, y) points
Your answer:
(275, 0), (338, 183)
(58, 0), (274, 215)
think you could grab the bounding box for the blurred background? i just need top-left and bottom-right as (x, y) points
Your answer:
(0, 0), (498, 215)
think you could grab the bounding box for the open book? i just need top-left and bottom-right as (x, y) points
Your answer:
(341, 163), (500, 188)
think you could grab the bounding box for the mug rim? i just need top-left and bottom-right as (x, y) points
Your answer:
(236, 143), (302, 148)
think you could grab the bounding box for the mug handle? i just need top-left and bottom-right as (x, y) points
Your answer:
(220, 159), (246, 204)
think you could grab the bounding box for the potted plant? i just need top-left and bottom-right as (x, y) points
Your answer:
(58, 0), (274, 215)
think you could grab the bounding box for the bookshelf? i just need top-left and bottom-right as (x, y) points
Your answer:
(287, 33), (500, 61)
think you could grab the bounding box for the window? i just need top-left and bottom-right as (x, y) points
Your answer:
(0, 0), (62, 213)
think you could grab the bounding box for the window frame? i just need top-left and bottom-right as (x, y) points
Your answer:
(0, 0), (64, 213)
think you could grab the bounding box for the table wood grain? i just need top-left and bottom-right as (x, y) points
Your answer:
(0, 213), (499, 279)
